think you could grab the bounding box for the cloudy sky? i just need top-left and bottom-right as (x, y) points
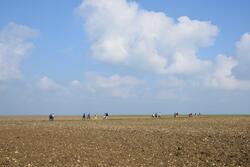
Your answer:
(0, 0), (250, 115)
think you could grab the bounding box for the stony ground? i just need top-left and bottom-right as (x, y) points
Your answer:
(0, 116), (249, 167)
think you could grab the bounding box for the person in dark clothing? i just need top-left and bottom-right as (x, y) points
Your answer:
(49, 113), (54, 121)
(87, 113), (91, 119)
(103, 112), (109, 119)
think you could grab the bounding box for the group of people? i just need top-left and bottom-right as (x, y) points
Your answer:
(188, 112), (201, 117)
(82, 112), (109, 120)
(152, 112), (202, 118)
(152, 112), (161, 118)
(82, 113), (91, 120)
(49, 112), (202, 120)
(174, 112), (201, 118)
(48, 112), (109, 121)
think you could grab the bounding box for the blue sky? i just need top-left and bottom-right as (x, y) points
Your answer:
(0, 0), (250, 115)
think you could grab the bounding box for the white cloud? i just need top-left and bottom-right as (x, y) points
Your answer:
(70, 80), (82, 88)
(111, 88), (131, 98)
(236, 33), (250, 60)
(207, 33), (250, 90)
(166, 52), (211, 74)
(157, 77), (184, 88)
(0, 22), (39, 80)
(213, 33), (250, 90)
(85, 72), (143, 98)
(86, 73), (143, 88)
(38, 76), (63, 91)
(78, 0), (218, 75)
(209, 55), (244, 89)
(69, 80), (86, 93)
(234, 32), (250, 79)
(37, 73), (143, 98)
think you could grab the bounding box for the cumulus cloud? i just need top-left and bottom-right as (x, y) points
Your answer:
(208, 33), (250, 90)
(70, 80), (82, 88)
(77, 0), (218, 75)
(233, 33), (250, 80)
(0, 22), (39, 80)
(236, 33), (250, 60)
(38, 76), (63, 91)
(209, 55), (249, 89)
(157, 77), (184, 89)
(85, 72), (144, 98)
(37, 73), (143, 98)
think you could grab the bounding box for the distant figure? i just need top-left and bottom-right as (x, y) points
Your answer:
(49, 113), (54, 121)
(152, 113), (159, 118)
(174, 112), (179, 118)
(104, 112), (109, 119)
(94, 114), (97, 119)
(87, 113), (91, 119)
(82, 113), (86, 120)
(188, 113), (193, 117)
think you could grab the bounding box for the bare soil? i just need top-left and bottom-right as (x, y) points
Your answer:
(0, 116), (249, 167)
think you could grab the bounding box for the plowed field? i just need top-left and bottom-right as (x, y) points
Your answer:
(0, 116), (249, 166)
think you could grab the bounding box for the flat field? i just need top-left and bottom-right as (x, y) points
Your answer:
(0, 116), (249, 167)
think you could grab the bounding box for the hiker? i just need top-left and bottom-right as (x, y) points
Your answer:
(155, 112), (158, 118)
(104, 112), (109, 119)
(49, 113), (54, 121)
(87, 113), (91, 119)
(82, 113), (86, 120)
(189, 113), (193, 117)
(174, 112), (179, 118)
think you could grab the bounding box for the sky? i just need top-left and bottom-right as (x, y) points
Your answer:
(0, 0), (250, 115)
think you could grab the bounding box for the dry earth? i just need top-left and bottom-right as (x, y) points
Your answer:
(0, 116), (249, 167)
